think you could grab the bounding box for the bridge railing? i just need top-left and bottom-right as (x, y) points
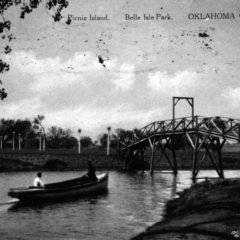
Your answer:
(122, 116), (240, 149)
(196, 116), (240, 140)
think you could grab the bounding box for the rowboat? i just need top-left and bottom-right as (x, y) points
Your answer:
(8, 173), (108, 202)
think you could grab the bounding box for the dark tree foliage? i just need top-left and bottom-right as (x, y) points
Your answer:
(80, 136), (93, 148)
(0, 117), (86, 149)
(99, 133), (108, 148)
(117, 128), (134, 145)
(213, 116), (227, 131)
(100, 132), (118, 148)
(46, 126), (77, 149)
(33, 114), (45, 134)
(110, 134), (118, 148)
(167, 135), (188, 150)
(0, 0), (69, 99)
(15, 119), (32, 135)
(0, 118), (35, 148)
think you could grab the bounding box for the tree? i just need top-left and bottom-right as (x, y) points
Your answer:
(0, 0), (70, 98)
(15, 119), (32, 135)
(0, 119), (15, 147)
(0, 118), (36, 148)
(33, 114), (45, 135)
(109, 134), (118, 148)
(116, 128), (134, 145)
(47, 126), (71, 138)
(98, 128), (134, 148)
(100, 133), (108, 148)
(46, 126), (77, 148)
(213, 116), (227, 131)
(99, 132), (118, 148)
(80, 136), (93, 148)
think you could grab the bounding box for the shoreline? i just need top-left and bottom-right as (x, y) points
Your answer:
(1, 147), (240, 171)
(131, 178), (240, 240)
(1, 153), (240, 172)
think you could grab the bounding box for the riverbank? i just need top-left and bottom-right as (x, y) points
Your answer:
(132, 178), (240, 240)
(0, 149), (122, 171)
(1, 143), (240, 171)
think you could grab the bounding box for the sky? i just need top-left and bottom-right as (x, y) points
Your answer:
(1, 0), (240, 139)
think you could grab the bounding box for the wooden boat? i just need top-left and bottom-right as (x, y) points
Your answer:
(8, 173), (108, 202)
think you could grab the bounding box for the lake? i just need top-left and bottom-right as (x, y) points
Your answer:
(0, 170), (239, 240)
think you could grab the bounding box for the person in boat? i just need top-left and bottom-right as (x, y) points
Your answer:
(33, 172), (45, 188)
(86, 161), (98, 181)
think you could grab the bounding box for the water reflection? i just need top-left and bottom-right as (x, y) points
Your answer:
(171, 175), (177, 198)
(0, 170), (239, 240)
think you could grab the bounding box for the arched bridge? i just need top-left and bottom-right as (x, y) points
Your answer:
(120, 102), (240, 179)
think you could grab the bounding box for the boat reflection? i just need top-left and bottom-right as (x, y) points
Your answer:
(8, 189), (109, 212)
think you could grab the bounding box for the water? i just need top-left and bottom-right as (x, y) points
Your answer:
(0, 170), (239, 240)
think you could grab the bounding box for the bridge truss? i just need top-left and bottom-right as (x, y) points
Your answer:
(120, 98), (240, 179)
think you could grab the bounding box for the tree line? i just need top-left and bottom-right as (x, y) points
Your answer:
(0, 116), (80, 149)
(0, 115), (135, 150)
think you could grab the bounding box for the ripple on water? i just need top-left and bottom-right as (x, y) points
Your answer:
(0, 170), (239, 240)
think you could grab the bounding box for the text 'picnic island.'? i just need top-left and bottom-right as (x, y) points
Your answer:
(68, 14), (109, 21)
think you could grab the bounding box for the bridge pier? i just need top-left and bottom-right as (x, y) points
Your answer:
(216, 138), (225, 179)
(157, 137), (178, 175)
(149, 138), (155, 174)
(191, 134), (199, 179)
(171, 137), (178, 175)
(186, 132), (226, 179)
(123, 149), (130, 171)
